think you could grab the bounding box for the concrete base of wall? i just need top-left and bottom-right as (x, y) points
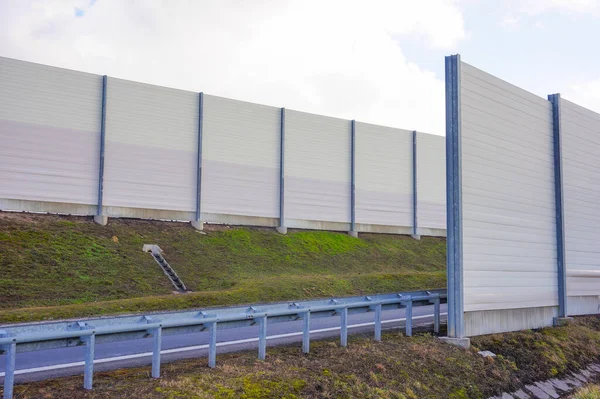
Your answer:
(411, 234), (421, 240)
(0, 198), (97, 216)
(0, 199), (449, 239)
(438, 336), (471, 349)
(417, 227), (446, 237)
(275, 226), (288, 235)
(568, 295), (600, 316)
(464, 306), (558, 336)
(348, 230), (358, 238)
(356, 223), (412, 235)
(287, 218), (350, 232)
(202, 213), (279, 227)
(105, 206), (195, 221)
(93, 215), (108, 226)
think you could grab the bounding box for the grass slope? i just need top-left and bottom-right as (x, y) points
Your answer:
(6, 317), (600, 398)
(0, 212), (446, 323)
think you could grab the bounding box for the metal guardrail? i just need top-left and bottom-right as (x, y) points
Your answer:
(0, 289), (445, 399)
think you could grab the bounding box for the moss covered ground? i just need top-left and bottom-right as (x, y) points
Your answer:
(4, 316), (599, 398)
(0, 212), (446, 323)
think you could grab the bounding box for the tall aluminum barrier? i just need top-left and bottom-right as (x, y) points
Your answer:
(558, 97), (600, 315)
(201, 95), (280, 226)
(0, 57), (102, 215)
(284, 110), (352, 230)
(446, 55), (561, 337)
(417, 132), (446, 236)
(102, 78), (198, 220)
(355, 122), (412, 234)
(0, 56), (448, 237)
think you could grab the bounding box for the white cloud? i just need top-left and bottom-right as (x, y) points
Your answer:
(0, 0), (468, 135)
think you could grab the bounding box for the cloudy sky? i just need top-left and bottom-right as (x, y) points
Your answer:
(1, 0), (599, 135)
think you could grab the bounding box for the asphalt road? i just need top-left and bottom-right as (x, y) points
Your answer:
(0, 304), (447, 383)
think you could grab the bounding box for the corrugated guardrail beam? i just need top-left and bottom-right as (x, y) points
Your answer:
(0, 290), (445, 397)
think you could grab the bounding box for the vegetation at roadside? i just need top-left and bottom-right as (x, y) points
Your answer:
(4, 316), (599, 398)
(570, 385), (600, 399)
(0, 212), (446, 323)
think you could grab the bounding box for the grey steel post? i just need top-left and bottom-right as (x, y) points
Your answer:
(208, 322), (217, 368)
(405, 299), (413, 337)
(195, 92), (204, 223)
(350, 120), (357, 236)
(96, 75), (108, 217)
(412, 130), (419, 238)
(549, 93), (567, 319)
(374, 304), (382, 341)
(302, 312), (310, 354)
(151, 327), (162, 378)
(445, 54), (465, 338)
(2, 342), (16, 399)
(434, 296), (440, 334)
(258, 316), (267, 360)
(340, 307), (348, 347)
(277, 108), (287, 234)
(83, 334), (95, 390)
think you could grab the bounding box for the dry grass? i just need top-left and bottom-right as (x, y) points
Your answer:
(569, 385), (600, 399)
(4, 316), (599, 399)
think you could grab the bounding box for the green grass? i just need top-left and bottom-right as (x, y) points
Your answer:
(0, 212), (446, 323)
(6, 316), (600, 398)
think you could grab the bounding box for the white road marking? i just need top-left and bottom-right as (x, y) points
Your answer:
(1, 313), (447, 377)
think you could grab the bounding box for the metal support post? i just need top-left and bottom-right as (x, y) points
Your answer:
(405, 299), (413, 337)
(302, 312), (310, 354)
(83, 334), (95, 390)
(208, 322), (217, 368)
(2, 342), (16, 399)
(340, 307), (348, 347)
(151, 327), (162, 378)
(434, 296), (441, 334)
(374, 304), (382, 341)
(258, 316), (267, 360)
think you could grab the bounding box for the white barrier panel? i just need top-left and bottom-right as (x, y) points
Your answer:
(461, 61), (557, 325)
(447, 56), (559, 337)
(417, 132), (446, 234)
(202, 95), (280, 220)
(355, 122), (412, 228)
(0, 57), (101, 207)
(103, 78), (198, 213)
(284, 110), (351, 226)
(560, 98), (600, 314)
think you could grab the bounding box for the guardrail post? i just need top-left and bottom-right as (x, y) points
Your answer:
(83, 334), (95, 390)
(374, 304), (382, 341)
(340, 307), (348, 347)
(151, 327), (162, 378)
(405, 298), (413, 337)
(208, 322), (217, 368)
(433, 295), (440, 335)
(2, 341), (16, 399)
(258, 316), (267, 360)
(302, 312), (310, 354)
